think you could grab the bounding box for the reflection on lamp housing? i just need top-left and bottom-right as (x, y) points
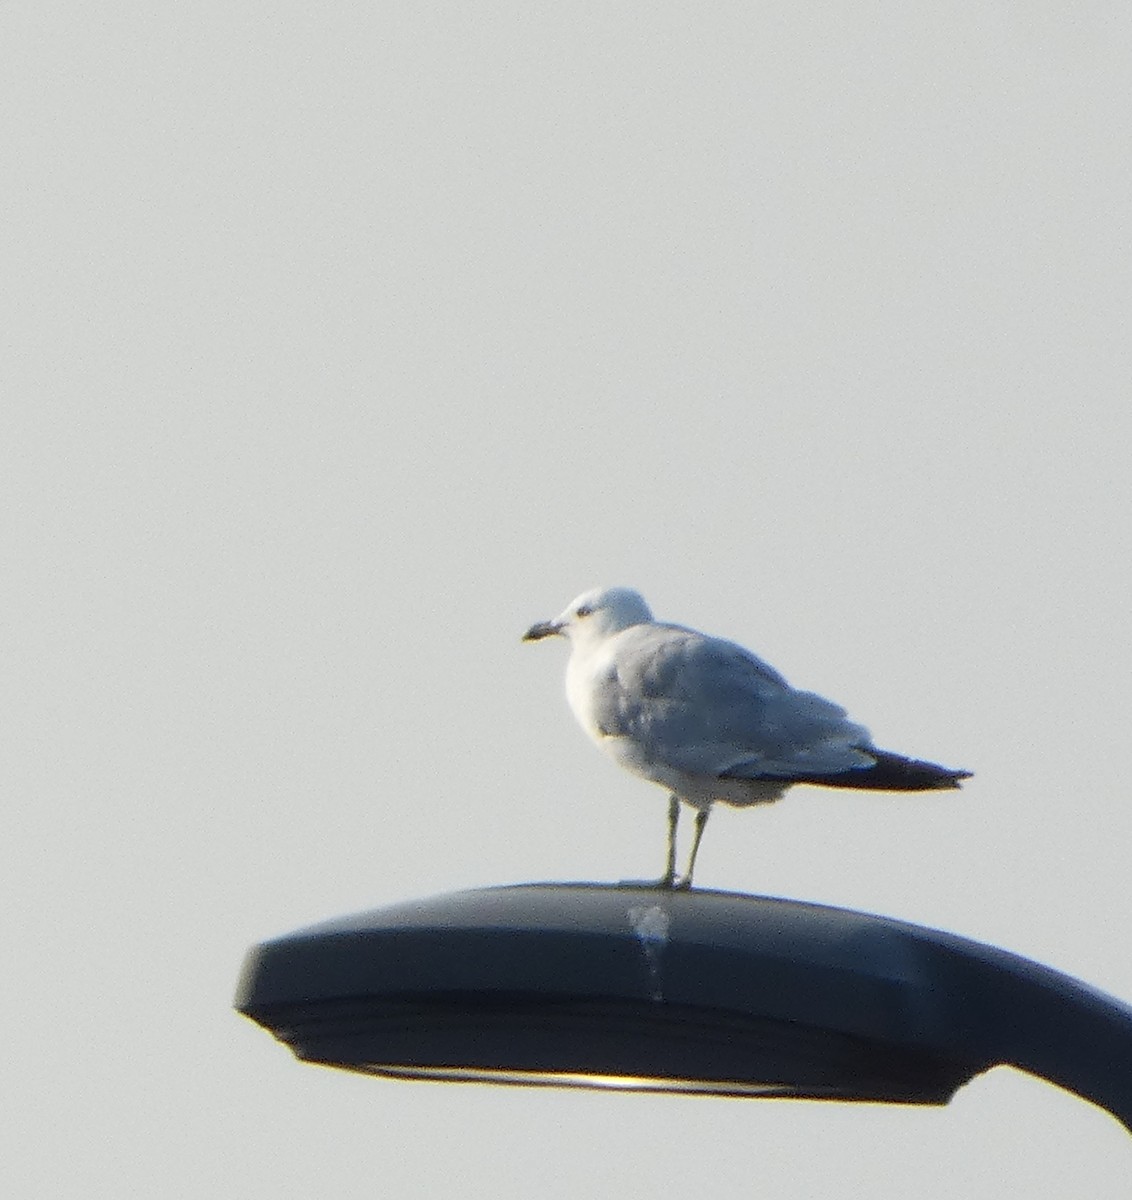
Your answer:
(360, 1064), (818, 1097)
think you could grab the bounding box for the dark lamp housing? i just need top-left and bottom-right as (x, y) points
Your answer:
(235, 884), (1132, 1131)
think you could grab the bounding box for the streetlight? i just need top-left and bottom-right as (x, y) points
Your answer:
(235, 883), (1132, 1132)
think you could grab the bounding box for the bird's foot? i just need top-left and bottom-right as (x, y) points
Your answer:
(653, 872), (692, 891)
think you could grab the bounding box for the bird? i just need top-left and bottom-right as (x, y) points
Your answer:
(523, 586), (970, 889)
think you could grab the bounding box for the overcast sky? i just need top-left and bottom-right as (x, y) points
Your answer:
(4, 4), (1132, 1195)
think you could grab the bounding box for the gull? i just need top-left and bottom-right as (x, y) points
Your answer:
(524, 586), (971, 889)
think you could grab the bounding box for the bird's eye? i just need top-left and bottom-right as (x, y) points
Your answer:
(575, 604), (593, 618)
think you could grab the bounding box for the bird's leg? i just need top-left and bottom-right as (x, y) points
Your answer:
(675, 807), (710, 890)
(658, 794), (680, 888)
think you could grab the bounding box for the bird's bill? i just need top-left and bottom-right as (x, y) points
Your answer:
(522, 619), (562, 642)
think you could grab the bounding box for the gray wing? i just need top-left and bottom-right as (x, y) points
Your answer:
(592, 624), (874, 779)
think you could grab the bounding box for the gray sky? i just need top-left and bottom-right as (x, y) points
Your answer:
(4, 4), (1131, 1195)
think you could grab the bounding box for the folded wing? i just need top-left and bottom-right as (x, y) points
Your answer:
(592, 624), (876, 780)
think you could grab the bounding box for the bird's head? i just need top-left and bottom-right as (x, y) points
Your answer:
(523, 586), (653, 646)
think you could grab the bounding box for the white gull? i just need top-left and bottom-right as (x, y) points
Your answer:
(524, 586), (970, 888)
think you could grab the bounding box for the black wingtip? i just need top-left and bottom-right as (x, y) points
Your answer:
(772, 750), (972, 793)
(855, 749), (973, 791)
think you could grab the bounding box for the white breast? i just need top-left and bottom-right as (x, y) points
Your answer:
(564, 640), (613, 744)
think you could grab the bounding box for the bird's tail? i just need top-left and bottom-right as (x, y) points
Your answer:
(785, 748), (972, 792)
